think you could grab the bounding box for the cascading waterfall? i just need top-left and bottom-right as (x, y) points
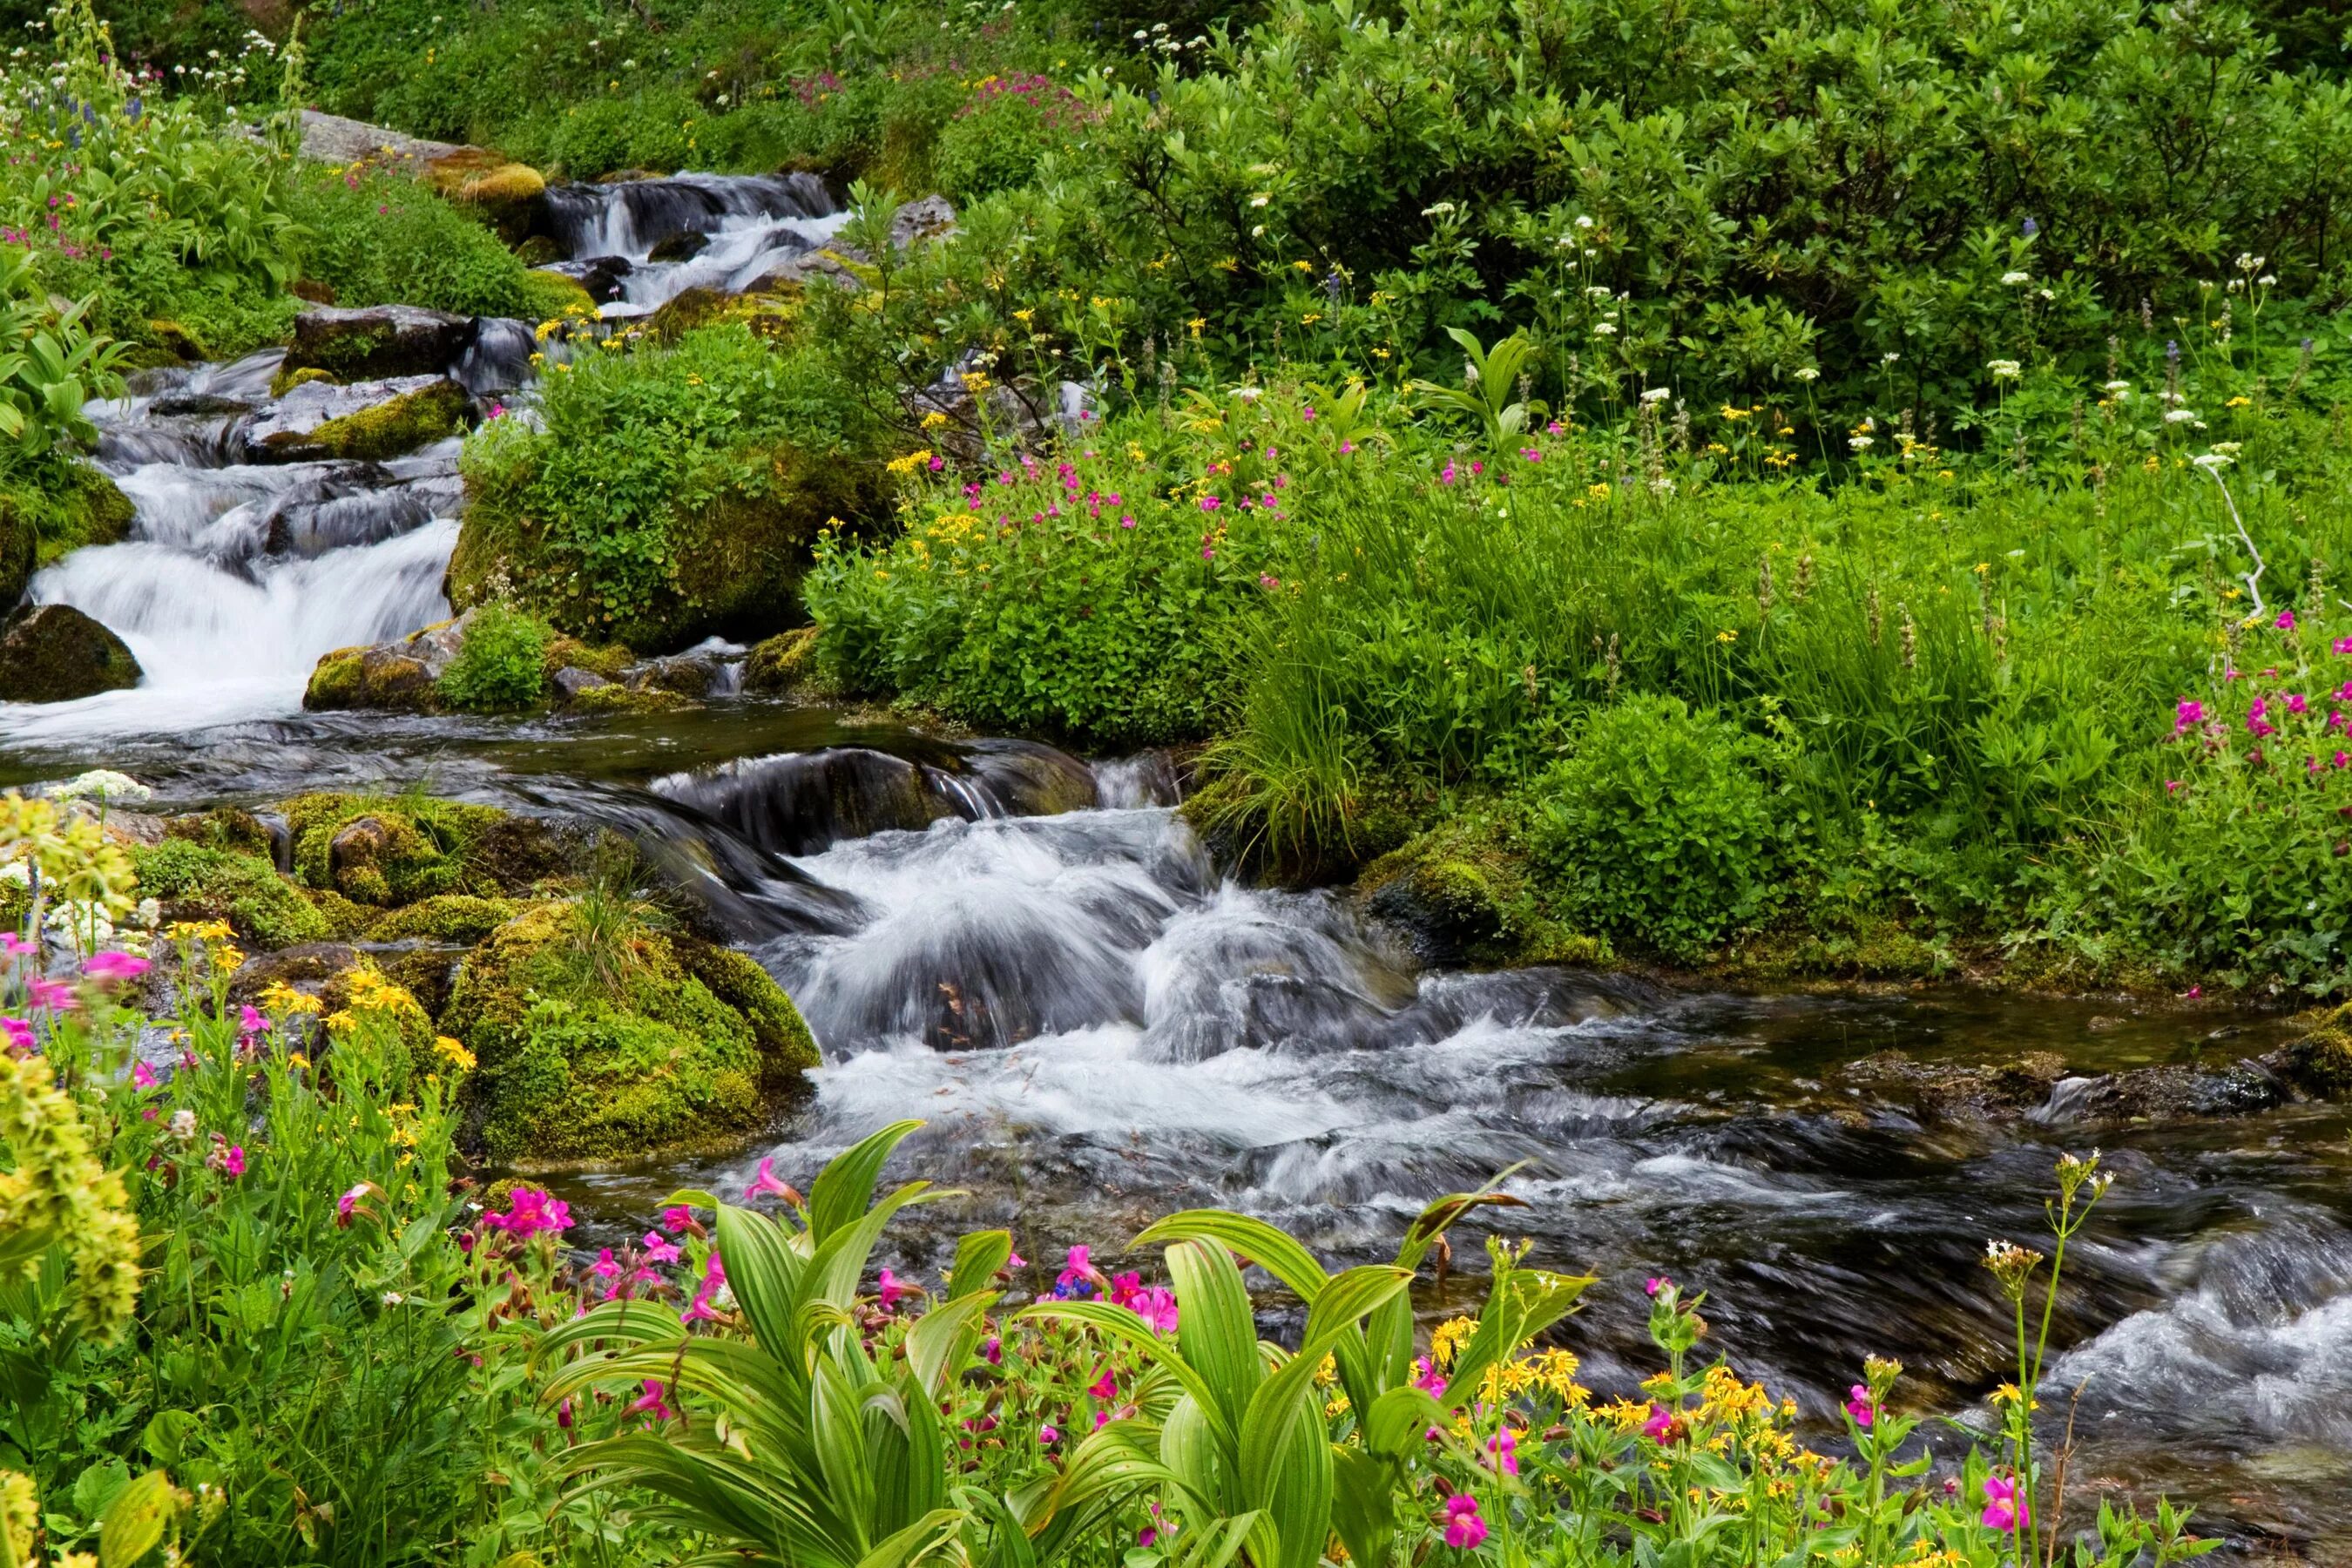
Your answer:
(542, 171), (848, 315)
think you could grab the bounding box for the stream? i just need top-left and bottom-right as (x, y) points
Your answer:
(3, 175), (2349, 1555)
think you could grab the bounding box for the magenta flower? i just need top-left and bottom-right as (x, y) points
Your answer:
(627, 1379), (675, 1422)
(132, 1059), (157, 1090)
(1088, 1369), (1116, 1398)
(2278, 609), (2298, 631)
(2289, 693), (2309, 714)
(1037, 1423), (1060, 1445)
(1340, 441), (1356, 455)
(1485, 1425), (1519, 1475)
(680, 1290), (721, 1325)
(1412, 1355), (1448, 1396)
(1301, 405), (1317, 421)
(591, 1248), (621, 1284)
(1198, 495), (1221, 512)
(82, 951), (149, 983)
(1119, 515), (1134, 528)
(2174, 699), (2204, 733)
(0, 1017), (30, 1053)
(1843, 1383), (1875, 1428)
(0, 933), (32, 956)
(642, 1230), (681, 1264)
(2335, 637), (2352, 655)
(223, 1146), (247, 1178)
(1641, 1403), (1674, 1442)
(1981, 1475), (2031, 1533)
(661, 1205), (694, 1233)
(1646, 1275), (1672, 1297)
(1130, 1286), (1178, 1332)
(27, 977), (77, 1013)
(983, 1335), (1003, 1365)
(1439, 1494), (1486, 1550)
(1440, 461), (1456, 484)
(745, 1157), (801, 1205)
(878, 1267), (918, 1309)
(483, 1186), (573, 1238)
(338, 1182), (368, 1220)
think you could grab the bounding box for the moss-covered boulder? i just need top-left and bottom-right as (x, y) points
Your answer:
(3, 466), (136, 603)
(1356, 807), (1610, 970)
(742, 626), (820, 695)
(449, 162), (550, 247)
(443, 900), (815, 1166)
(2285, 1004), (2352, 1098)
(0, 605), (142, 703)
(366, 894), (524, 944)
(246, 377), (469, 464)
(280, 792), (565, 908)
(285, 304), (476, 382)
(131, 839), (332, 950)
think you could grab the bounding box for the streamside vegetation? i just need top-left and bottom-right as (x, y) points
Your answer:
(0, 794), (2213, 1563)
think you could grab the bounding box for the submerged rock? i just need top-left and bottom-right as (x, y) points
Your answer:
(0, 604), (142, 702)
(443, 899), (816, 1166)
(646, 229), (709, 263)
(286, 304), (478, 382)
(239, 376), (469, 463)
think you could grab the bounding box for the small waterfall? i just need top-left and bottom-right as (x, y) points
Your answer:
(542, 172), (848, 315)
(4, 388), (465, 740)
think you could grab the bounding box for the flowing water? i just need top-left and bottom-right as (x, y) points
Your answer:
(4, 188), (2351, 1550)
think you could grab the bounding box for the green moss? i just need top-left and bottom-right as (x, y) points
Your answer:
(2286, 1004), (2352, 1098)
(442, 900), (793, 1165)
(268, 364), (339, 398)
(518, 270), (597, 321)
(273, 380), (468, 463)
(1356, 801), (1611, 970)
(366, 895), (524, 944)
(1, 465), (135, 603)
(565, 681), (692, 714)
(742, 626), (819, 695)
(544, 635), (633, 680)
(675, 936), (820, 1081)
(280, 792), (526, 908)
(162, 808), (275, 859)
(303, 649), (368, 710)
(131, 840), (330, 950)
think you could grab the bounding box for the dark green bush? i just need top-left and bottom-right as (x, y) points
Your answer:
(1520, 694), (1786, 961)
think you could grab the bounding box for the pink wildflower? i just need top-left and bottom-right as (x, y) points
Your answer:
(1844, 1383), (1875, 1428)
(627, 1379), (675, 1422)
(1440, 1494), (1486, 1551)
(642, 1231), (681, 1264)
(0, 1017), (29, 1053)
(1981, 1475), (2031, 1533)
(82, 951), (149, 983)
(745, 1158), (801, 1205)
(223, 1146), (247, 1178)
(132, 1060), (157, 1089)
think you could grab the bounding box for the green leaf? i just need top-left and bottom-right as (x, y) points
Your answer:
(810, 1120), (927, 1243)
(97, 1470), (174, 1568)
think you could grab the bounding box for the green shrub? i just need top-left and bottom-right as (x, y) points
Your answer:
(286, 166), (546, 319)
(437, 603), (555, 712)
(929, 76), (1088, 200)
(1520, 694), (1786, 961)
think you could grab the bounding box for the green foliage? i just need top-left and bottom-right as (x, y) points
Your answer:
(285, 166), (550, 320)
(455, 324), (885, 649)
(1520, 696), (1785, 961)
(436, 604), (555, 713)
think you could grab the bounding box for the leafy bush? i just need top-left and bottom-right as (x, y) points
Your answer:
(285, 166), (550, 320)
(930, 74), (1092, 200)
(455, 323), (886, 648)
(1521, 695), (1786, 960)
(437, 602), (555, 712)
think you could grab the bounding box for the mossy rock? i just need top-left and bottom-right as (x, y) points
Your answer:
(743, 626), (819, 695)
(280, 793), (559, 908)
(0, 605), (142, 703)
(162, 808), (277, 861)
(449, 436), (884, 654)
(451, 162), (550, 246)
(0, 468), (135, 605)
(303, 647), (375, 711)
(267, 364), (339, 399)
(2285, 1004), (2352, 1098)
(674, 934), (821, 1084)
(145, 320), (206, 361)
(644, 286), (799, 346)
(443, 900), (808, 1165)
(519, 270), (597, 321)
(564, 681), (692, 715)
(544, 635), (634, 681)
(131, 840), (331, 950)
(514, 235), (563, 268)
(290, 379), (468, 463)
(1356, 804), (1609, 970)
(366, 894), (524, 944)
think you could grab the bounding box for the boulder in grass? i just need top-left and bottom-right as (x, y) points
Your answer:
(0, 604), (142, 703)
(286, 304), (477, 382)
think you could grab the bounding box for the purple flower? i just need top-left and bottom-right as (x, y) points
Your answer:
(745, 1158), (801, 1205)
(1037, 1423), (1060, 1445)
(662, 1205), (695, 1233)
(1646, 1275), (1671, 1296)
(0, 1017), (30, 1054)
(1641, 1403), (1674, 1442)
(642, 1230), (681, 1264)
(2289, 693), (2309, 715)
(239, 1004), (269, 1036)
(2174, 699), (2203, 734)
(878, 1267), (919, 1309)
(1843, 1383), (1875, 1428)
(1412, 1355), (1447, 1396)
(1485, 1425), (1519, 1475)
(338, 1182), (368, 1221)
(2278, 609), (2298, 631)
(627, 1379), (675, 1422)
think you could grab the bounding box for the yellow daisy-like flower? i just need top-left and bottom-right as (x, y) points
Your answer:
(434, 1036), (476, 1071)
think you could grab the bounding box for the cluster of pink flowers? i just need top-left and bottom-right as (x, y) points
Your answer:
(483, 1186), (574, 1238)
(680, 1249), (728, 1324)
(956, 72), (1095, 132)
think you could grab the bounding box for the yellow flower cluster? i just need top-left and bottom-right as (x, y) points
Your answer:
(885, 449), (936, 476)
(258, 980), (323, 1017)
(434, 1035), (476, 1072)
